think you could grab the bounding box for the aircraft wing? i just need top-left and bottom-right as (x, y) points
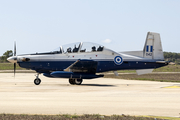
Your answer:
(64, 59), (98, 73)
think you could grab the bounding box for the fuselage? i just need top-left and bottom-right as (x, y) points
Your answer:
(16, 47), (166, 74)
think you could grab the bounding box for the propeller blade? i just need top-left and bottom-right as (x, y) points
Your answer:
(14, 41), (16, 56)
(14, 41), (16, 77)
(14, 63), (16, 77)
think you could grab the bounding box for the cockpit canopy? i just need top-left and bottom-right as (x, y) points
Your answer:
(52, 42), (104, 54)
(80, 42), (104, 53)
(62, 42), (81, 53)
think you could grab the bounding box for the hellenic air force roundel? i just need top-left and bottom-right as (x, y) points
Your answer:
(114, 56), (123, 65)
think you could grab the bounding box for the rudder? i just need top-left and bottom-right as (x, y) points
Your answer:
(143, 32), (164, 60)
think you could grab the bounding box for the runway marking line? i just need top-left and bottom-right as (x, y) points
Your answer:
(164, 85), (180, 88)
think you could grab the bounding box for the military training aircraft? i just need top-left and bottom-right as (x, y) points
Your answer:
(7, 32), (169, 85)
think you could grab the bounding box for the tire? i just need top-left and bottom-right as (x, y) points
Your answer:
(34, 78), (41, 85)
(69, 78), (75, 85)
(74, 79), (83, 85)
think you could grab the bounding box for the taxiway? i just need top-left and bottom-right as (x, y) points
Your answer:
(0, 73), (180, 117)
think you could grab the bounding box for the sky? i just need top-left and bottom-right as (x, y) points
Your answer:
(0, 0), (180, 55)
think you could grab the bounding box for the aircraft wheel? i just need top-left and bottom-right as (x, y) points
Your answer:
(69, 78), (75, 85)
(75, 79), (83, 85)
(34, 78), (41, 85)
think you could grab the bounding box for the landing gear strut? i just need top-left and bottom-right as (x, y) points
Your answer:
(69, 78), (83, 85)
(34, 73), (41, 85)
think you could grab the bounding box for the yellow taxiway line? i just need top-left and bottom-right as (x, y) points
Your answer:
(164, 85), (180, 88)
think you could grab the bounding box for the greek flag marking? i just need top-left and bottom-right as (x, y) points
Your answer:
(150, 46), (153, 52)
(146, 45), (153, 52)
(146, 46), (149, 52)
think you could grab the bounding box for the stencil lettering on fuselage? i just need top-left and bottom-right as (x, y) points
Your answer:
(114, 56), (123, 65)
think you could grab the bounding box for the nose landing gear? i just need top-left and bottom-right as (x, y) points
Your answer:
(34, 73), (41, 85)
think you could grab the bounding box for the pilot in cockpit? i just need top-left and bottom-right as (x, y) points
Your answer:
(67, 47), (72, 53)
(92, 46), (96, 52)
(73, 45), (78, 52)
(97, 46), (103, 51)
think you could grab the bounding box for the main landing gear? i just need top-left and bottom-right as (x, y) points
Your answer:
(33, 73), (83, 85)
(34, 73), (41, 85)
(69, 78), (83, 85)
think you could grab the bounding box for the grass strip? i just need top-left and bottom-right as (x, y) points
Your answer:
(0, 63), (25, 70)
(0, 113), (172, 120)
(104, 73), (180, 83)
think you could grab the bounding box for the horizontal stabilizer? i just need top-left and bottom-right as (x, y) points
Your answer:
(156, 61), (169, 64)
(136, 69), (153, 75)
(120, 51), (143, 57)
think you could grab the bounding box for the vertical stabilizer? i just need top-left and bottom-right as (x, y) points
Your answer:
(143, 32), (164, 60)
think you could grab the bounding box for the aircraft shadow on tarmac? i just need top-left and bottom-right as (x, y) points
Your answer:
(81, 84), (116, 87)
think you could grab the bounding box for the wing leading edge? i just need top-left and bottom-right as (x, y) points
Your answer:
(64, 59), (98, 73)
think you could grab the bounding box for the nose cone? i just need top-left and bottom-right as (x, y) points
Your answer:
(7, 56), (17, 63)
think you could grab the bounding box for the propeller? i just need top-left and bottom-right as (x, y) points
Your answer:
(14, 41), (16, 56)
(14, 61), (16, 77)
(6, 41), (18, 77)
(14, 41), (16, 77)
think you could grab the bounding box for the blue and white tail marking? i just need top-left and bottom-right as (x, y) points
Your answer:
(146, 45), (153, 52)
(146, 45), (153, 56)
(143, 32), (164, 60)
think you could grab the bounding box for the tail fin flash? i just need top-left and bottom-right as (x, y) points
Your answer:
(143, 32), (164, 60)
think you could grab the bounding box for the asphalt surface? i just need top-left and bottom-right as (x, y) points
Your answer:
(0, 73), (180, 117)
